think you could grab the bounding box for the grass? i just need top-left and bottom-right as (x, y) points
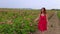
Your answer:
(0, 9), (55, 34)
(57, 11), (60, 19)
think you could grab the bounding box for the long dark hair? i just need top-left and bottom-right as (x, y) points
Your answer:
(41, 7), (46, 14)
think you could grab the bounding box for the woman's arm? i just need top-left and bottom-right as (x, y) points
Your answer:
(46, 14), (48, 22)
(34, 17), (39, 22)
(46, 14), (49, 28)
(34, 14), (40, 22)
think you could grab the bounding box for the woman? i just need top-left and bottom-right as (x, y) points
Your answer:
(34, 7), (48, 34)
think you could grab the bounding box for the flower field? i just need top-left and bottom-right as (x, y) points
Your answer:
(0, 9), (55, 34)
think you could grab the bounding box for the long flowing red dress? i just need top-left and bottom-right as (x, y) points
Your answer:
(38, 14), (47, 32)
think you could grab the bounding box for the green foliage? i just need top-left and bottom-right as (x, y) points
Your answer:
(0, 10), (38, 34)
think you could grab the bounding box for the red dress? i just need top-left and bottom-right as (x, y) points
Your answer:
(38, 14), (47, 32)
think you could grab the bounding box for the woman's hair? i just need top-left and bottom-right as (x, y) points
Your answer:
(41, 7), (46, 14)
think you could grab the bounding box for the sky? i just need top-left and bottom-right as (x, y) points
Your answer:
(0, 0), (60, 9)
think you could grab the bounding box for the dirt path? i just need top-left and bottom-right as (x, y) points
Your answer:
(33, 11), (60, 34)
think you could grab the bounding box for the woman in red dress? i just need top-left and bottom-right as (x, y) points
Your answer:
(34, 7), (48, 34)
